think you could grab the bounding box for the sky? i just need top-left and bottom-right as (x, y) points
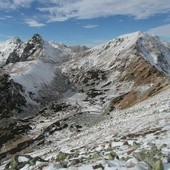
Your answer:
(0, 0), (170, 47)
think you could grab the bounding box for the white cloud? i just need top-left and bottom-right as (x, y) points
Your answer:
(25, 19), (45, 27)
(0, 17), (6, 20)
(148, 24), (170, 37)
(0, 0), (170, 24)
(5, 15), (13, 19)
(0, 0), (34, 10)
(0, 1), (12, 9)
(37, 0), (170, 22)
(82, 24), (98, 29)
(13, 0), (33, 8)
(0, 15), (13, 21)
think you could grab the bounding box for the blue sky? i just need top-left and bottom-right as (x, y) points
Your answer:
(0, 0), (170, 46)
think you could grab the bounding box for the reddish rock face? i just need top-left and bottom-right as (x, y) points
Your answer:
(109, 55), (168, 110)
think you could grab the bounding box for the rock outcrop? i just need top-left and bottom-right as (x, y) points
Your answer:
(0, 71), (26, 118)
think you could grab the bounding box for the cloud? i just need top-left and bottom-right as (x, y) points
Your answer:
(0, 17), (6, 20)
(37, 0), (170, 22)
(82, 24), (98, 29)
(0, 1), (12, 9)
(0, 0), (170, 24)
(25, 19), (45, 27)
(0, 0), (34, 10)
(5, 15), (13, 19)
(0, 15), (13, 21)
(13, 0), (33, 8)
(148, 24), (170, 37)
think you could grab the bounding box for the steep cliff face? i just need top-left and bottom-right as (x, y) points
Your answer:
(0, 71), (26, 118)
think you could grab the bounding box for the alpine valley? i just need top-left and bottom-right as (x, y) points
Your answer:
(0, 32), (170, 170)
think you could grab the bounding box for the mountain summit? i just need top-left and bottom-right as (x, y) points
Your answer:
(0, 32), (170, 170)
(63, 31), (169, 109)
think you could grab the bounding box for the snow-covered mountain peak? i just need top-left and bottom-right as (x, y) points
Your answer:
(115, 31), (158, 42)
(0, 37), (23, 66)
(116, 31), (143, 40)
(7, 36), (22, 44)
(0, 34), (74, 105)
(25, 34), (43, 49)
(77, 31), (170, 76)
(31, 33), (43, 42)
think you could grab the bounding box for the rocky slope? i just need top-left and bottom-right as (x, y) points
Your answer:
(0, 32), (170, 170)
(62, 32), (170, 110)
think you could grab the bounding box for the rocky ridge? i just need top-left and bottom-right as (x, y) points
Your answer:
(62, 32), (170, 110)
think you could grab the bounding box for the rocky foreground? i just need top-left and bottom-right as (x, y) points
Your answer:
(0, 85), (170, 170)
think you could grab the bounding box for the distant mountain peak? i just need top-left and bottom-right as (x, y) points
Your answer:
(68, 45), (89, 52)
(1, 36), (22, 46)
(10, 37), (22, 44)
(32, 33), (42, 40)
(29, 33), (43, 45)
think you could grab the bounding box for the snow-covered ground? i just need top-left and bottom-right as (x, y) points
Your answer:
(1, 86), (169, 170)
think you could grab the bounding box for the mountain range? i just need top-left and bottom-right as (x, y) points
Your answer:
(0, 32), (170, 170)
